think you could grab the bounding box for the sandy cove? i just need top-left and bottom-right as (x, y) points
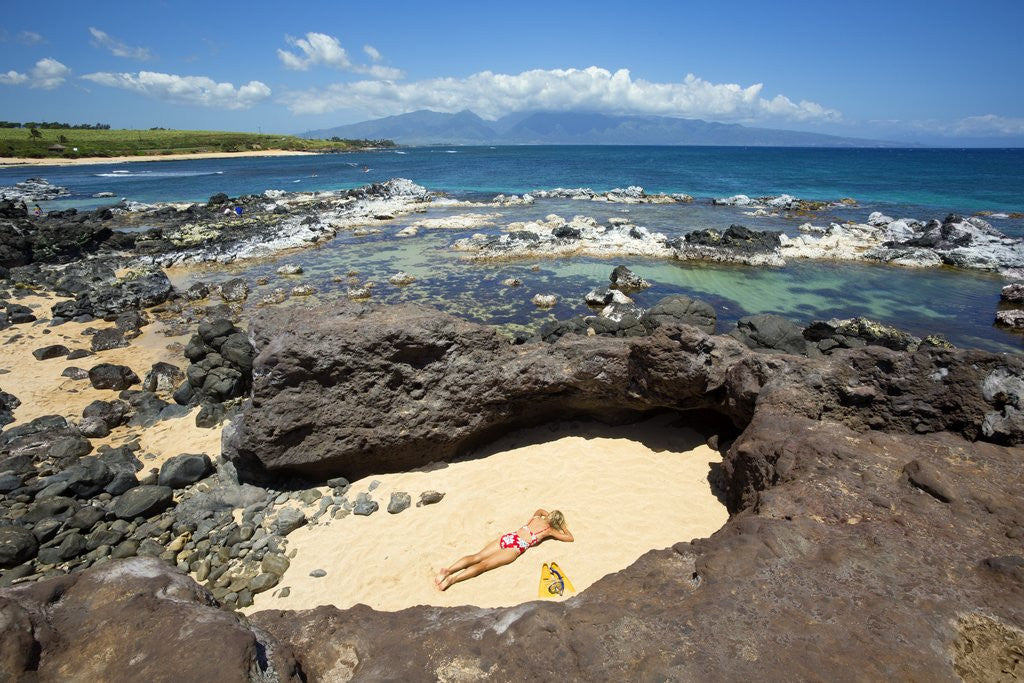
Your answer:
(0, 149), (322, 168)
(2, 294), (727, 612)
(243, 415), (727, 613)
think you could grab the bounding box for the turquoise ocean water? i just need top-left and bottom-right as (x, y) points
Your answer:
(2, 146), (1022, 351)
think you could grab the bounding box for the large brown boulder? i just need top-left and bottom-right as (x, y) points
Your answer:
(0, 557), (299, 681)
(225, 300), (1024, 481)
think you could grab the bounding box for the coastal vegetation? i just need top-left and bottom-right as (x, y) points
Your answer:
(0, 127), (394, 159)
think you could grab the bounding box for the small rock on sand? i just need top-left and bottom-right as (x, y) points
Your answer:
(309, 569), (327, 578)
(387, 492), (411, 514)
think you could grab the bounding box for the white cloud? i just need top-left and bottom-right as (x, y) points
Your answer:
(0, 70), (28, 85)
(277, 32), (403, 79)
(285, 66), (840, 123)
(81, 70), (271, 109)
(10, 58), (71, 89)
(278, 32), (351, 70)
(89, 27), (152, 60)
(17, 31), (44, 45)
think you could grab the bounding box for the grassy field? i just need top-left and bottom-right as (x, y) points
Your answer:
(0, 128), (391, 159)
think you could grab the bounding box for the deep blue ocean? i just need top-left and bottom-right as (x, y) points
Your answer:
(2, 146), (1022, 351)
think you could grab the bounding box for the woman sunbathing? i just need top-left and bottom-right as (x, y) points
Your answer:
(435, 509), (574, 591)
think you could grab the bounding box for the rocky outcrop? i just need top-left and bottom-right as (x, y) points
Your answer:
(0, 178), (70, 203)
(133, 179), (433, 266)
(532, 186), (694, 203)
(0, 206), (114, 268)
(783, 212), (1024, 277)
(0, 557), (299, 680)
(174, 318), (254, 409)
(225, 300), (1023, 481)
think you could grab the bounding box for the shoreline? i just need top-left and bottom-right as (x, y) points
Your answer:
(0, 149), (326, 168)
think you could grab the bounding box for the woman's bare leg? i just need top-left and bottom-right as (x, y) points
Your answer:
(439, 549), (518, 590)
(436, 539), (501, 586)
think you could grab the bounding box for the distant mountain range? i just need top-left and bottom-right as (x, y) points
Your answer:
(302, 109), (906, 147)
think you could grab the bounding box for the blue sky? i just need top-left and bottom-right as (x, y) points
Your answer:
(1, 0), (1022, 144)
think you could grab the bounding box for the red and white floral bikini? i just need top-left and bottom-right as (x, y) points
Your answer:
(499, 518), (549, 555)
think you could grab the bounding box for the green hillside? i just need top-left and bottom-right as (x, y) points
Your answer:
(0, 127), (393, 159)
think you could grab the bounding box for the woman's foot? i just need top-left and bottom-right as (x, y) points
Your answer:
(434, 568), (450, 589)
(438, 575), (453, 591)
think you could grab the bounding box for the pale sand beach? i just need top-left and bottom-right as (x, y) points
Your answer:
(0, 149), (322, 168)
(0, 294), (221, 468)
(245, 415), (728, 614)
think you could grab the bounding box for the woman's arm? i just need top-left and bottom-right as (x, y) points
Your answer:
(533, 508), (548, 519)
(550, 526), (574, 542)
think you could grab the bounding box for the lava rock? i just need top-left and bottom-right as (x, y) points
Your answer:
(88, 363), (140, 391)
(158, 454), (212, 489)
(112, 485), (174, 520)
(730, 314), (807, 355)
(90, 328), (128, 352)
(142, 362), (185, 394)
(0, 526), (38, 568)
(274, 508), (306, 536)
(417, 491), (445, 507)
(387, 492), (411, 514)
(609, 265), (651, 293)
(32, 344), (70, 361)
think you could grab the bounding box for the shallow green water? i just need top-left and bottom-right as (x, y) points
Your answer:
(173, 198), (1021, 353)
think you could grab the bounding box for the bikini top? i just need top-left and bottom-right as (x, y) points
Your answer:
(520, 519), (549, 547)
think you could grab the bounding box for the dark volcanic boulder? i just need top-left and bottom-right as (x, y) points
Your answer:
(88, 363), (140, 391)
(0, 557), (299, 680)
(89, 327), (128, 352)
(112, 485), (173, 520)
(641, 295), (716, 334)
(0, 389), (20, 428)
(88, 267), (172, 318)
(158, 454), (212, 489)
(0, 527), (38, 568)
(142, 362), (185, 394)
(730, 314), (807, 355)
(32, 344), (70, 361)
(609, 265), (651, 292)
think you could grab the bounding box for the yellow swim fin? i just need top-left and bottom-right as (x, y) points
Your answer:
(549, 562), (575, 595)
(538, 563), (555, 598)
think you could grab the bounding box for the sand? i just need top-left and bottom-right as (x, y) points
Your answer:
(0, 293), (223, 467)
(245, 415), (728, 614)
(0, 149), (322, 168)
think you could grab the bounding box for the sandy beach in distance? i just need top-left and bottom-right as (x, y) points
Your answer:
(243, 415), (728, 614)
(0, 149), (323, 168)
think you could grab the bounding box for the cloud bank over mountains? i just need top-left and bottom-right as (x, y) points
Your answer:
(285, 65), (841, 123)
(0, 26), (1018, 143)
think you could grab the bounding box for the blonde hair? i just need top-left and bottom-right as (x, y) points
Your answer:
(546, 510), (566, 531)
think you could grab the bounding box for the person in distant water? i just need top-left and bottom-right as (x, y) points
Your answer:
(435, 509), (573, 591)
(361, 165), (370, 173)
